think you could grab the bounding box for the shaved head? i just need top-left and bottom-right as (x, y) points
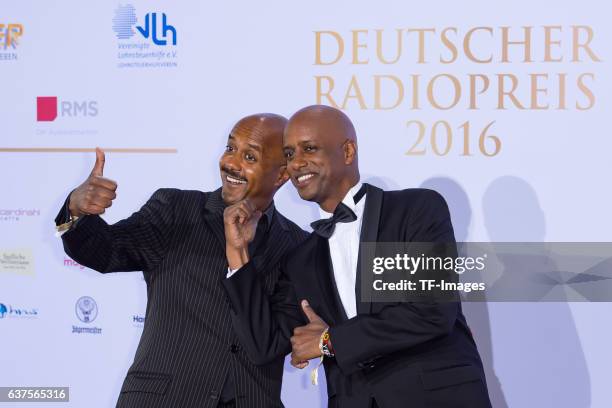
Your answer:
(231, 113), (287, 166)
(219, 113), (289, 209)
(288, 105), (357, 145)
(284, 105), (360, 212)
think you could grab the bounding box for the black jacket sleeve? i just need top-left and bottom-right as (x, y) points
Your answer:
(222, 258), (306, 366)
(56, 188), (177, 273)
(329, 190), (460, 375)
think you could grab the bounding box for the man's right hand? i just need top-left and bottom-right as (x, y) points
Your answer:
(223, 199), (262, 270)
(68, 148), (118, 218)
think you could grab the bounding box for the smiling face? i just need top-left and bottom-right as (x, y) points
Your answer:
(283, 124), (345, 204)
(283, 105), (359, 212)
(219, 115), (288, 209)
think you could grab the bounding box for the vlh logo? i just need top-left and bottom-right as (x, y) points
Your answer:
(112, 4), (177, 45)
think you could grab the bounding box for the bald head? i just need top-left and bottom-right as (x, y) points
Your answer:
(288, 104), (357, 143)
(219, 113), (289, 209)
(232, 113), (287, 166)
(284, 105), (360, 212)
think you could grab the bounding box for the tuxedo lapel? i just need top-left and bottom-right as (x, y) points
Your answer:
(315, 236), (348, 325)
(356, 183), (383, 315)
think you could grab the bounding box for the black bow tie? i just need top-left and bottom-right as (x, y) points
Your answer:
(311, 184), (366, 239)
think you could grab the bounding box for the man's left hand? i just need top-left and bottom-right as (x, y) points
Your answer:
(290, 300), (329, 369)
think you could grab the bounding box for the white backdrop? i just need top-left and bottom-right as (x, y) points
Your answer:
(1, 1), (610, 407)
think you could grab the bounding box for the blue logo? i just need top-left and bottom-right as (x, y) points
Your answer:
(113, 5), (177, 45)
(137, 13), (176, 45)
(75, 296), (98, 323)
(112, 5), (137, 39)
(0, 302), (38, 318)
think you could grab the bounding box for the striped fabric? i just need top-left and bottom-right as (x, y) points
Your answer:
(57, 188), (308, 408)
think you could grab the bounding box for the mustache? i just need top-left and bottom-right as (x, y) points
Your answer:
(222, 167), (247, 180)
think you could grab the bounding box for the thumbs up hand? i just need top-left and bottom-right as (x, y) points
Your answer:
(68, 148), (118, 217)
(290, 300), (329, 369)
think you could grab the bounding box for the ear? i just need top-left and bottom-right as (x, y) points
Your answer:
(274, 165), (290, 189)
(343, 140), (357, 165)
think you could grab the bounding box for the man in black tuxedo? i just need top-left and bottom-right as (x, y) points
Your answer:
(55, 114), (307, 408)
(223, 105), (492, 407)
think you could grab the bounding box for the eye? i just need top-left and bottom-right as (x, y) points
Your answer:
(284, 150), (294, 160)
(225, 145), (234, 153)
(245, 153), (256, 162)
(304, 145), (316, 152)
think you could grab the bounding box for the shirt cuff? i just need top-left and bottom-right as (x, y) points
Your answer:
(55, 216), (81, 238)
(226, 267), (240, 278)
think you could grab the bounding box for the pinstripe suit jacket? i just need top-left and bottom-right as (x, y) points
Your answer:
(56, 188), (308, 408)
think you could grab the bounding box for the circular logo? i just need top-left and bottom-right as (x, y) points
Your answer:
(75, 296), (98, 323)
(0, 303), (7, 318)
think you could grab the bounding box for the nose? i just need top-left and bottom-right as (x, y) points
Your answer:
(290, 152), (307, 172)
(223, 154), (242, 174)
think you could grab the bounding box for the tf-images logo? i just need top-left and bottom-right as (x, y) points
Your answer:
(72, 296), (102, 334)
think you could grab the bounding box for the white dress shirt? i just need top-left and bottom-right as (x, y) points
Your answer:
(319, 182), (364, 319)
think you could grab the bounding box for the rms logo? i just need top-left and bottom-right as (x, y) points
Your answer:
(36, 97), (99, 122)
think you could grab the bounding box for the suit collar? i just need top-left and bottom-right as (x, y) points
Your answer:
(204, 188), (227, 214)
(359, 183), (383, 244)
(314, 236), (349, 325)
(313, 183), (384, 320)
(260, 202), (275, 232)
(273, 208), (289, 231)
(203, 188), (226, 249)
(355, 183), (384, 315)
(253, 212), (291, 274)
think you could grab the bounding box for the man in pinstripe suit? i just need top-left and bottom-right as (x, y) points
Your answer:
(55, 114), (307, 407)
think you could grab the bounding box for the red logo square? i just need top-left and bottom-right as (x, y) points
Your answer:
(37, 97), (57, 122)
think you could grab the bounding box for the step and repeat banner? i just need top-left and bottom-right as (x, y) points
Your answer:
(1, 1), (610, 407)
